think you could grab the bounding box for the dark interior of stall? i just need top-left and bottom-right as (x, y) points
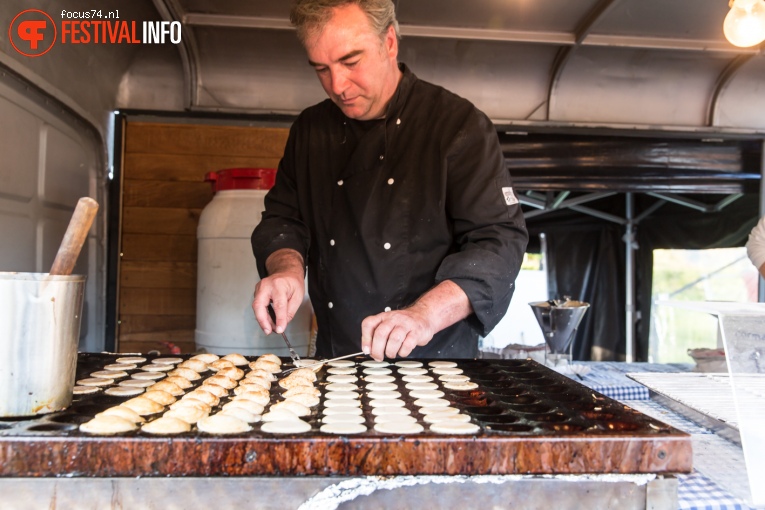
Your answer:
(505, 132), (762, 362)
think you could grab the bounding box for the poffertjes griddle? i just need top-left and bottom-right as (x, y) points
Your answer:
(0, 353), (691, 477)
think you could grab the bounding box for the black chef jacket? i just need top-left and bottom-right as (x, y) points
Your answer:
(252, 64), (528, 359)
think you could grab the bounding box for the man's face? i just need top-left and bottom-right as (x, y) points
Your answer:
(305, 4), (400, 120)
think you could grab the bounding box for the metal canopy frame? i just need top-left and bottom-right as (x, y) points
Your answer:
(520, 190), (745, 362)
(135, 0), (765, 133)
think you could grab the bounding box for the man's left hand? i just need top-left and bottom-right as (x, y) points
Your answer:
(361, 308), (435, 361)
(360, 280), (474, 361)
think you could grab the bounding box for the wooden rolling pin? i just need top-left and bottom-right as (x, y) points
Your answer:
(49, 197), (99, 276)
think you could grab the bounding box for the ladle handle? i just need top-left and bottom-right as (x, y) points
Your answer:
(49, 197), (99, 276)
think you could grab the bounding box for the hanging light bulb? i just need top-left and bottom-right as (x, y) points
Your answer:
(724, 0), (765, 47)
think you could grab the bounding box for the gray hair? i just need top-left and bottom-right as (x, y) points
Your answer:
(290, 0), (400, 45)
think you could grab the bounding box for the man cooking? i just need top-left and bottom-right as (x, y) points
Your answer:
(251, 0), (528, 361)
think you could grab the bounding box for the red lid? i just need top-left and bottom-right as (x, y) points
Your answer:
(205, 168), (277, 192)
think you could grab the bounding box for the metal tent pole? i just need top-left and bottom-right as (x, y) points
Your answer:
(625, 193), (635, 362)
(760, 141), (765, 303)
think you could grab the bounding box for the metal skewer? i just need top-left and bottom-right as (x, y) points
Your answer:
(281, 351), (366, 374)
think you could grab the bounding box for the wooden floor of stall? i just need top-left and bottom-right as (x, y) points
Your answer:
(117, 121), (288, 353)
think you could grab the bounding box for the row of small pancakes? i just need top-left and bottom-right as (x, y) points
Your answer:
(78, 354), (480, 436)
(321, 359), (479, 435)
(80, 353), (285, 434)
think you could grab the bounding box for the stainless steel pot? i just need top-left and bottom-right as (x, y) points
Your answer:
(0, 272), (85, 416)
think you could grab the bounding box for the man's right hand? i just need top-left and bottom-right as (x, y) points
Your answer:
(252, 249), (306, 335)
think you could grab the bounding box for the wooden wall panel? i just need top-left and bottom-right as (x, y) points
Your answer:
(122, 207), (201, 235)
(120, 288), (196, 315)
(123, 180), (212, 209)
(125, 124), (288, 158)
(124, 154), (282, 181)
(120, 261), (196, 289)
(121, 233), (197, 262)
(117, 121), (289, 353)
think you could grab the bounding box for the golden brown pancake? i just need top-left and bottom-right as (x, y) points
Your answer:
(234, 381), (270, 394)
(148, 380), (184, 396)
(164, 406), (208, 424)
(162, 376), (193, 389)
(221, 353), (248, 366)
(233, 391), (270, 406)
(203, 375), (237, 390)
(178, 359), (210, 373)
(256, 353), (281, 366)
(196, 414), (252, 434)
(209, 359), (236, 372)
(80, 415), (136, 434)
(182, 389), (220, 407)
(278, 377), (313, 390)
(120, 396), (165, 416)
(222, 400), (265, 415)
(284, 393), (320, 408)
(97, 406), (145, 423)
(142, 390), (177, 406)
(246, 369), (276, 382)
(217, 366), (245, 381)
(270, 400), (310, 417)
(169, 367), (202, 381)
(190, 353), (219, 364)
(282, 386), (320, 398)
(219, 407), (261, 423)
(288, 368), (317, 382)
(170, 398), (212, 414)
(199, 383), (229, 398)
(141, 416), (191, 434)
(250, 359), (280, 373)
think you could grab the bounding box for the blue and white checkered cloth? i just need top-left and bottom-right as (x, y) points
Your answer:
(564, 362), (690, 400)
(677, 472), (754, 510)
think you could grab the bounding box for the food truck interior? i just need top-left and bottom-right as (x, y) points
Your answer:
(1, 0), (764, 508)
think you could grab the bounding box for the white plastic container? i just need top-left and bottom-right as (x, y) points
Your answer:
(195, 168), (312, 356)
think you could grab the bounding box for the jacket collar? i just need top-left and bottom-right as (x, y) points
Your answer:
(331, 62), (416, 124)
(382, 63), (415, 120)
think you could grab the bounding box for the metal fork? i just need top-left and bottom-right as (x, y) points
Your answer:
(267, 304), (301, 363)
